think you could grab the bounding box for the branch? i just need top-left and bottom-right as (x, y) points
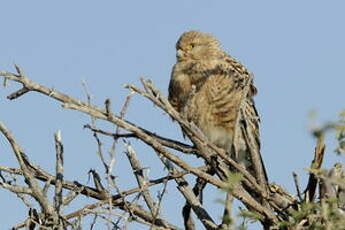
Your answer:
(1, 66), (281, 225)
(118, 201), (182, 230)
(304, 133), (325, 202)
(54, 130), (64, 216)
(1, 68), (262, 196)
(84, 124), (196, 154)
(125, 143), (159, 219)
(0, 122), (53, 215)
(0, 181), (32, 195)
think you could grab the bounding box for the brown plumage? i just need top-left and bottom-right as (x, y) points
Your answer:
(168, 31), (266, 182)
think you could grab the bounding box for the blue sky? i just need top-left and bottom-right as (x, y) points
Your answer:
(1, 1), (344, 229)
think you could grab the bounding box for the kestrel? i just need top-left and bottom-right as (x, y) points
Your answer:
(168, 31), (267, 184)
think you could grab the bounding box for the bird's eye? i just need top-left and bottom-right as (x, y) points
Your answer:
(186, 44), (194, 51)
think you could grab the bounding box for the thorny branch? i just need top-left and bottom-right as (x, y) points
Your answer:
(1, 66), (345, 230)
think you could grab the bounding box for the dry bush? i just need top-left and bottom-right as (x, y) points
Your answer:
(1, 66), (344, 230)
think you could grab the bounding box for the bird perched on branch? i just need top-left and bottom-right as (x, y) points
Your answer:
(168, 31), (267, 185)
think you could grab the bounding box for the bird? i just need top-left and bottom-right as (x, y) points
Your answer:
(168, 31), (267, 185)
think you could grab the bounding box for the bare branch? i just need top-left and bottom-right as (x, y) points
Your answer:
(0, 181), (32, 194)
(7, 87), (30, 100)
(118, 201), (182, 230)
(125, 143), (158, 218)
(84, 124), (196, 154)
(304, 133), (325, 202)
(0, 122), (53, 214)
(293, 172), (303, 202)
(1, 66), (308, 228)
(220, 193), (233, 230)
(54, 130), (64, 215)
(182, 176), (209, 230)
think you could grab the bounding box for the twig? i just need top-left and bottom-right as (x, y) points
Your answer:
(0, 181), (32, 194)
(155, 178), (169, 228)
(153, 146), (219, 230)
(104, 92), (134, 230)
(182, 176), (209, 230)
(89, 169), (109, 199)
(304, 133), (325, 202)
(42, 178), (52, 196)
(221, 193), (234, 230)
(125, 143), (159, 220)
(293, 172), (303, 202)
(93, 132), (109, 173)
(85, 209), (119, 228)
(84, 124), (196, 154)
(108, 91), (134, 176)
(118, 201), (182, 230)
(54, 130), (64, 216)
(0, 122), (53, 215)
(16, 193), (33, 209)
(62, 187), (83, 206)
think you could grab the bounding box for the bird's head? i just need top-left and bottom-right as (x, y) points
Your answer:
(175, 31), (223, 62)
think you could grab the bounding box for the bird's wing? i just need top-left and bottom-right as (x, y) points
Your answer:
(199, 64), (249, 127)
(223, 52), (258, 96)
(222, 54), (268, 185)
(187, 59), (268, 185)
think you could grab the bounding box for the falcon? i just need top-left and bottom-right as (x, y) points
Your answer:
(168, 31), (267, 185)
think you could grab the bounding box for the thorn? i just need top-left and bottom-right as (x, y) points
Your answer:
(14, 64), (24, 77)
